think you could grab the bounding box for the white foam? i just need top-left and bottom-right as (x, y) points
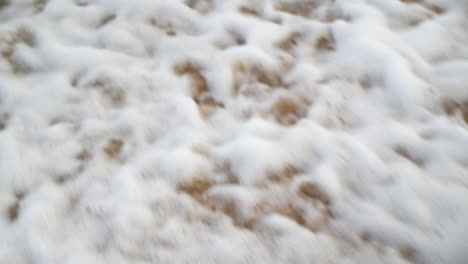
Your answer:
(1, 0), (468, 263)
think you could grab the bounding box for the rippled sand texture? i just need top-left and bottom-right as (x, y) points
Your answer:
(1, 0), (468, 263)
